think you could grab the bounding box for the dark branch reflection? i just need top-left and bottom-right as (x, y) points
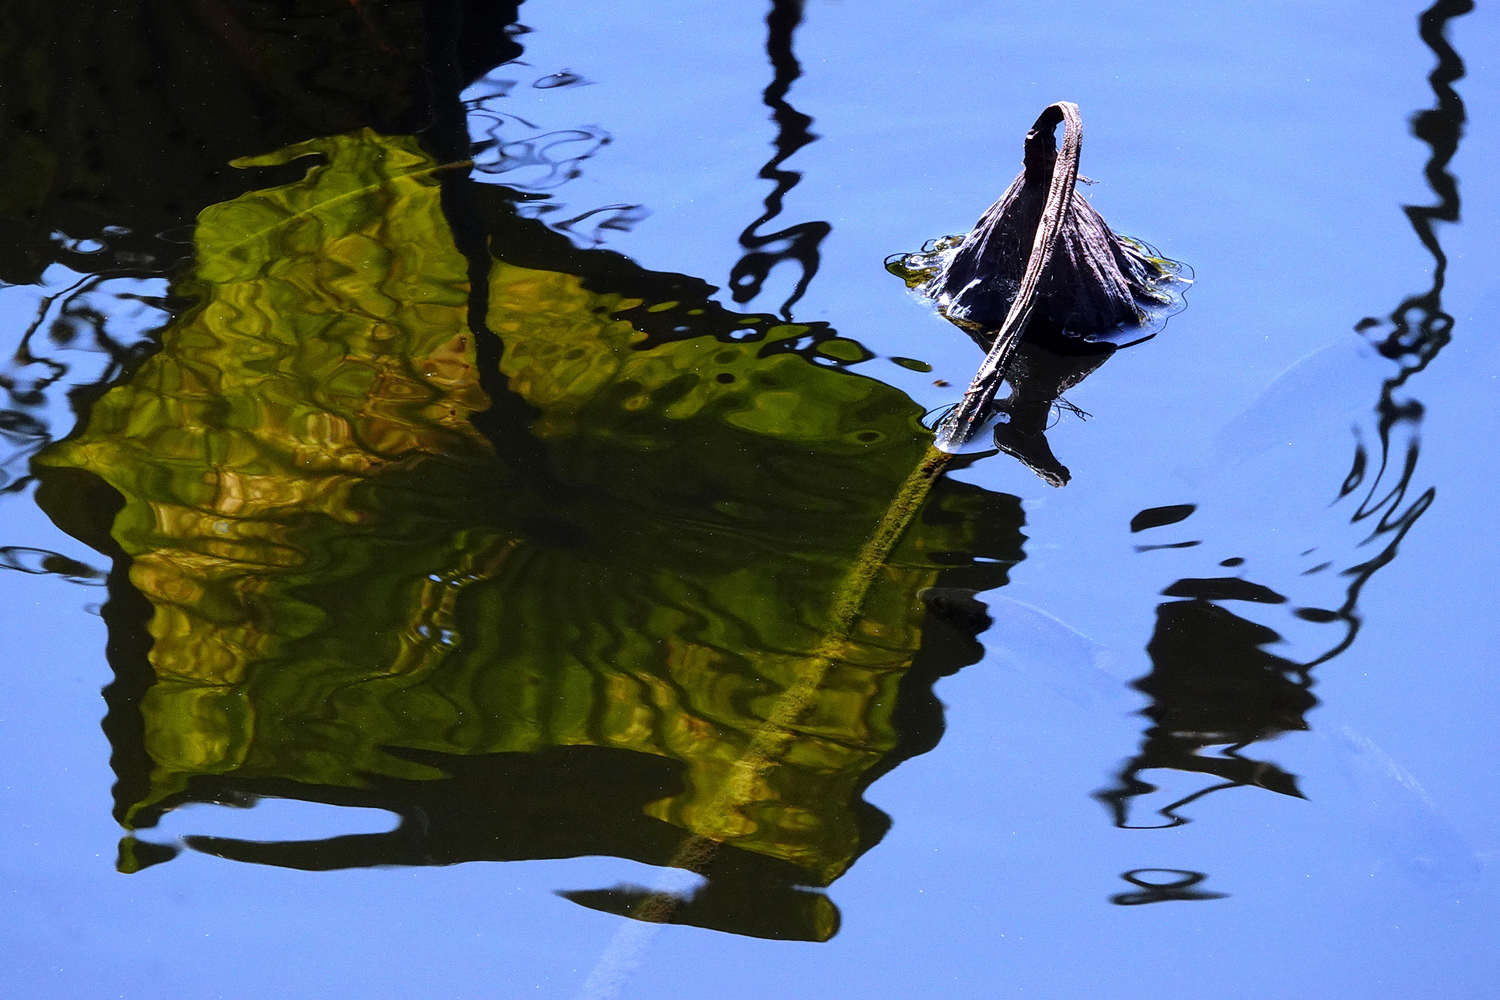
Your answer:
(1101, 0), (1471, 831)
(728, 0), (831, 319)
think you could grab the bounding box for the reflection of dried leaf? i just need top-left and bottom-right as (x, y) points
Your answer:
(40, 131), (1022, 886)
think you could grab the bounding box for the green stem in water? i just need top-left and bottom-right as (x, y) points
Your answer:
(627, 444), (954, 915)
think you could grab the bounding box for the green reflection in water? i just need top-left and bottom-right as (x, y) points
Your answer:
(36, 131), (1022, 937)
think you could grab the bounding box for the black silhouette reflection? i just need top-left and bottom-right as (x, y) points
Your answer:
(1098, 596), (1313, 829)
(1111, 869), (1227, 906)
(1101, 0), (1471, 831)
(728, 0), (831, 319)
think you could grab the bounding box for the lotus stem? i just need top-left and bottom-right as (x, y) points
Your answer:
(934, 101), (1082, 451)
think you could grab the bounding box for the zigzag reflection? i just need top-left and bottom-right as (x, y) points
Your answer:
(1100, 0), (1472, 837)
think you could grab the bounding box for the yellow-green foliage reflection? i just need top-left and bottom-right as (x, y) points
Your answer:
(41, 131), (1012, 885)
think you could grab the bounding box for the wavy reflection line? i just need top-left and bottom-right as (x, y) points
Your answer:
(1316, 0), (1471, 666)
(729, 0), (831, 319)
(1110, 869), (1227, 906)
(1100, 0), (1471, 830)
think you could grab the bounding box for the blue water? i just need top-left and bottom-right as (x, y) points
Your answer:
(3, 1), (1498, 997)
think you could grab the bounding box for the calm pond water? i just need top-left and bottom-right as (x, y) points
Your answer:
(3, 1), (1499, 997)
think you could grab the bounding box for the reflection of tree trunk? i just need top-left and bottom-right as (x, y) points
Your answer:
(416, 0), (559, 491)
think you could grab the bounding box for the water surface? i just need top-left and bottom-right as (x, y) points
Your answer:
(2, 1), (1498, 998)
